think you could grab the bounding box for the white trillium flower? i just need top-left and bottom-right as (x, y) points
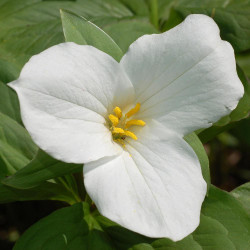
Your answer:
(9, 14), (243, 241)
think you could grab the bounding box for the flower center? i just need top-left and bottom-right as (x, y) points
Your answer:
(108, 103), (145, 144)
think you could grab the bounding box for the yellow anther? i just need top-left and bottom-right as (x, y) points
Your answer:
(112, 127), (125, 134)
(108, 103), (144, 143)
(113, 107), (122, 119)
(125, 119), (146, 128)
(124, 130), (137, 140)
(109, 114), (119, 126)
(125, 103), (141, 118)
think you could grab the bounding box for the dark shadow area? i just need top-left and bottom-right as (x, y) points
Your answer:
(0, 200), (65, 250)
(207, 118), (250, 191)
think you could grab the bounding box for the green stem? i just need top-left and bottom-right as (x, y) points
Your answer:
(149, 0), (159, 30)
(85, 193), (93, 206)
(74, 170), (86, 201)
(57, 177), (81, 203)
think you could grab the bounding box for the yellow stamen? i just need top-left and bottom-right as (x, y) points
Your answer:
(108, 104), (144, 143)
(112, 127), (125, 134)
(125, 119), (146, 128)
(113, 107), (122, 119)
(124, 130), (137, 140)
(109, 114), (119, 126)
(114, 139), (126, 147)
(125, 103), (141, 118)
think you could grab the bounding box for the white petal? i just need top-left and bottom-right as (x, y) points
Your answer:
(84, 120), (206, 240)
(120, 14), (244, 135)
(9, 43), (134, 163)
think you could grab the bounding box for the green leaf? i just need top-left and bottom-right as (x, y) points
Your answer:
(132, 236), (201, 250)
(201, 185), (250, 249)
(60, 9), (124, 62)
(0, 81), (21, 123)
(159, 0), (250, 52)
(231, 182), (250, 216)
(191, 215), (236, 250)
(0, 51), (20, 83)
(148, 214), (236, 250)
(2, 149), (82, 189)
(228, 66), (250, 122)
(0, 112), (37, 175)
(102, 17), (158, 52)
(149, 237), (201, 249)
(0, 181), (78, 205)
(118, 0), (149, 16)
(14, 202), (114, 250)
(197, 122), (234, 144)
(97, 216), (152, 249)
(184, 132), (211, 193)
(0, 0), (151, 76)
(236, 51), (250, 78)
(160, 7), (183, 31)
(129, 244), (154, 250)
(60, 8), (158, 60)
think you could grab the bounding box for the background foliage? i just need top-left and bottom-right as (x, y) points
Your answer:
(0, 0), (249, 249)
